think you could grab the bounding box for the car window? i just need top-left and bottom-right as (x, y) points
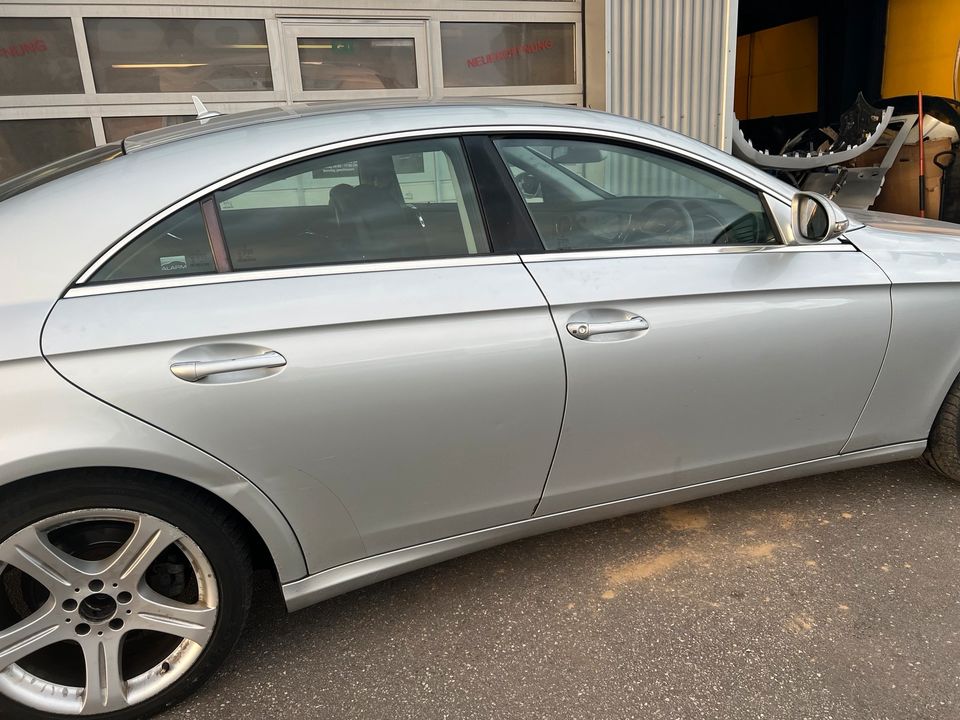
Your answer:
(215, 137), (489, 270)
(493, 137), (779, 251)
(89, 202), (214, 283)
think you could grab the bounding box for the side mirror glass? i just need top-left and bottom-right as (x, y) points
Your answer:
(790, 192), (849, 244)
(516, 171), (542, 198)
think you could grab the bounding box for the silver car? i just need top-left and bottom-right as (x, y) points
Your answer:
(3, 100), (960, 719)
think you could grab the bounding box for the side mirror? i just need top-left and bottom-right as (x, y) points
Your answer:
(790, 192), (850, 244)
(552, 145), (605, 164)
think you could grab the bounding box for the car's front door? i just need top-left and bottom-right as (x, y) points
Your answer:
(42, 135), (565, 572)
(491, 135), (892, 515)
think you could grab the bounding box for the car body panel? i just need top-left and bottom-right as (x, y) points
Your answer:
(0, 357), (307, 582)
(42, 261), (566, 571)
(840, 219), (960, 452)
(283, 439), (925, 611)
(524, 245), (892, 514)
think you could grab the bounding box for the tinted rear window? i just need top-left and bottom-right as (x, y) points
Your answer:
(0, 143), (123, 204)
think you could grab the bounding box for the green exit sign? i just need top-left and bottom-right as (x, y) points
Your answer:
(332, 40), (353, 53)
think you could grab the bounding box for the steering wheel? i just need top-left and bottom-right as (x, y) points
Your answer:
(619, 199), (696, 246)
(710, 213), (761, 244)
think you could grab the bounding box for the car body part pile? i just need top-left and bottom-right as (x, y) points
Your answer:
(734, 93), (960, 221)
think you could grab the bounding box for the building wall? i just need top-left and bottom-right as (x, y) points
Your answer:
(2, 0), (760, 176)
(882, 0), (960, 99)
(0, 1), (583, 180)
(605, 0), (738, 149)
(584, 0), (605, 110)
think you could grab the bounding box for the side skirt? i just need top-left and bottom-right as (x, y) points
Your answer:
(282, 440), (925, 611)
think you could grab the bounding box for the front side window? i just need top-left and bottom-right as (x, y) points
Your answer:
(215, 137), (489, 270)
(493, 137), (778, 251)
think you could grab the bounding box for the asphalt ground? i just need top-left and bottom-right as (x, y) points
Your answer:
(161, 460), (960, 720)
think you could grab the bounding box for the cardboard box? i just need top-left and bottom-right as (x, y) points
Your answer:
(850, 138), (951, 218)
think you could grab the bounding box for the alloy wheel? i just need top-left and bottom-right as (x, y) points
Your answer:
(0, 508), (218, 715)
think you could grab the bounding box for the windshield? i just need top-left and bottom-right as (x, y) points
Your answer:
(0, 143), (123, 204)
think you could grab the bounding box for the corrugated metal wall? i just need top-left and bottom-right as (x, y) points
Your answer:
(606, 0), (739, 150)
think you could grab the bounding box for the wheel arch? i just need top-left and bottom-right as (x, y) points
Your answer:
(0, 455), (307, 585)
(0, 357), (308, 584)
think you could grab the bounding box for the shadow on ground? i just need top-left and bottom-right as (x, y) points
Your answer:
(162, 460), (960, 720)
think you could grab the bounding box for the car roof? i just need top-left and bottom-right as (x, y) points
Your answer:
(122, 98), (559, 153)
(113, 98), (794, 201)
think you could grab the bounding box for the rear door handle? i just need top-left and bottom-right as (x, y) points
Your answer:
(566, 315), (649, 339)
(170, 350), (286, 382)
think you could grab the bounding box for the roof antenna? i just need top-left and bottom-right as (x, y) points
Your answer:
(192, 95), (223, 123)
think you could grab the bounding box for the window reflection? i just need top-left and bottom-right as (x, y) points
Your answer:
(102, 116), (191, 142)
(84, 18), (273, 93)
(0, 18), (84, 95)
(298, 37), (417, 91)
(215, 137), (488, 270)
(440, 23), (576, 88)
(0, 118), (95, 182)
(90, 203), (214, 283)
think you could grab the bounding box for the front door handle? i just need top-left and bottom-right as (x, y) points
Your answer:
(566, 315), (649, 339)
(170, 350), (286, 382)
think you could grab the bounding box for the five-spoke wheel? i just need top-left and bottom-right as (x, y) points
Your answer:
(0, 473), (252, 719)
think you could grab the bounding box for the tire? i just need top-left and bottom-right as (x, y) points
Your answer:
(923, 376), (960, 481)
(0, 470), (253, 720)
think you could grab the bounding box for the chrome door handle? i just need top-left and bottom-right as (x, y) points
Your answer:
(170, 351), (286, 382)
(566, 316), (649, 339)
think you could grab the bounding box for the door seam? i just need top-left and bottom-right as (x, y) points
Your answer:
(839, 247), (895, 454)
(517, 258), (569, 517)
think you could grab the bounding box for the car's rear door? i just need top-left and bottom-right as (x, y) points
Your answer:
(489, 135), (892, 515)
(42, 135), (565, 573)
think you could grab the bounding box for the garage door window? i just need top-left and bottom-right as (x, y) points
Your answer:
(102, 116), (191, 143)
(440, 22), (576, 88)
(215, 137), (489, 270)
(0, 118), (95, 182)
(0, 18), (84, 95)
(297, 37), (417, 91)
(84, 18), (273, 93)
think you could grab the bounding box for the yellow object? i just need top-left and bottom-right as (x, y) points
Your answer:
(883, 0), (960, 99)
(734, 18), (819, 119)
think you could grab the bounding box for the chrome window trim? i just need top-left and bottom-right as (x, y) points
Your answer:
(73, 123), (799, 289)
(763, 191), (796, 244)
(65, 255), (520, 298)
(519, 241), (854, 264)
